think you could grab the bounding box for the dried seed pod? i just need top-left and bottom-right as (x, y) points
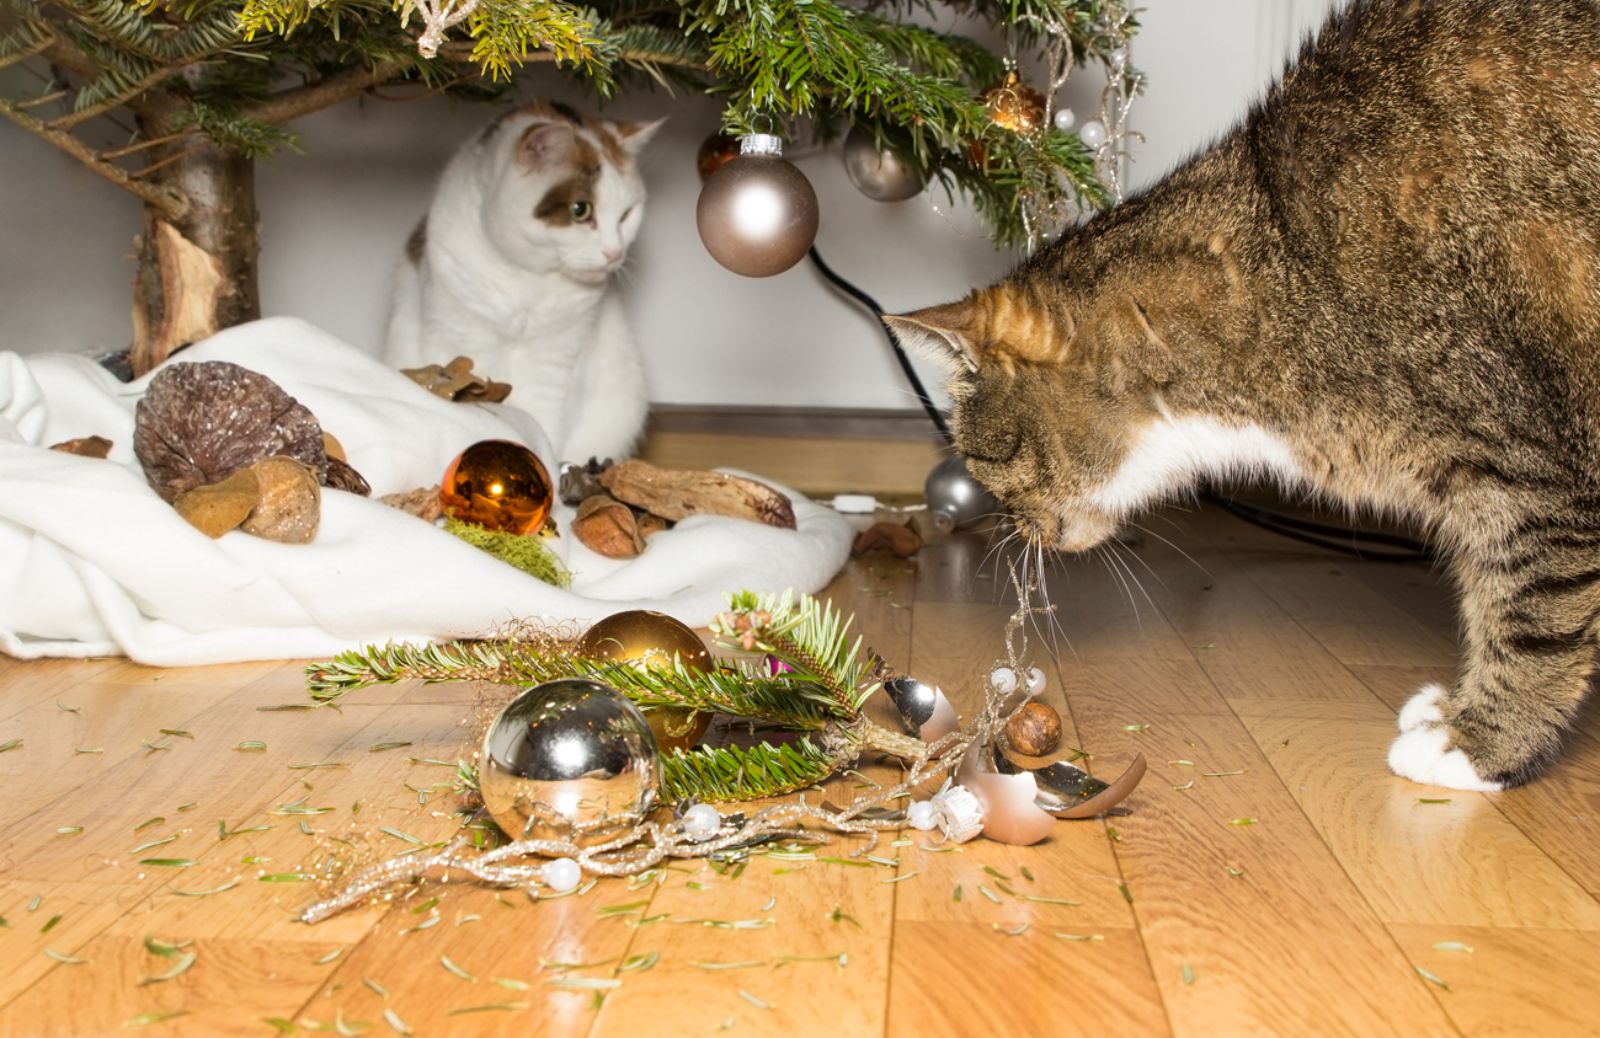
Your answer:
(572, 493), (644, 559)
(134, 361), (327, 502)
(380, 485), (443, 522)
(325, 457), (371, 496)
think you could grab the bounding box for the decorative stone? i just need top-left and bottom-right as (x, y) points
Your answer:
(239, 456), (321, 544)
(1005, 701), (1063, 756)
(173, 466), (260, 538)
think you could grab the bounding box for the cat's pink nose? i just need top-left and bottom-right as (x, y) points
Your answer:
(603, 247), (623, 265)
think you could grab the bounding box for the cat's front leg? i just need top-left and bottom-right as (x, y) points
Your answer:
(561, 298), (648, 465)
(1388, 541), (1599, 790)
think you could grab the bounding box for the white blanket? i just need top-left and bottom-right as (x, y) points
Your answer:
(0, 318), (853, 666)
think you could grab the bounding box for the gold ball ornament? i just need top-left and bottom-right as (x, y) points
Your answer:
(479, 679), (660, 848)
(979, 70), (1047, 134)
(440, 439), (552, 536)
(578, 610), (714, 753)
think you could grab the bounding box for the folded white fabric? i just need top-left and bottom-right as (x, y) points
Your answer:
(0, 318), (852, 666)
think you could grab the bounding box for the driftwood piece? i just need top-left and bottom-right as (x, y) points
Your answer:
(600, 460), (796, 530)
(129, 220), (227, 378)
(572, 493), (644, 559)
(380, 485), (444, 522)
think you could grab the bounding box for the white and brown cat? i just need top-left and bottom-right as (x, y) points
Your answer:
(385, 101), (661, 464)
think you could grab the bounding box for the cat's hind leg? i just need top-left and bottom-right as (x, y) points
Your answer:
(1388, 534), (1600, 790)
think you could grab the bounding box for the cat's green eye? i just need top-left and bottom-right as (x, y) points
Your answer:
(570, 200), (593, 221)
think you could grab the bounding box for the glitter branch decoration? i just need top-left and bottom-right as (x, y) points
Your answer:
(308, 591), (929, 803)
(299, 576), (1058, 925)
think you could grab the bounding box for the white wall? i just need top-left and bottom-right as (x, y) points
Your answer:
(0, 0), (1334, 407)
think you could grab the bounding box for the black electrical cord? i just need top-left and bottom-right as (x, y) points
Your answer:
(807, 246), (954, 446)
(807, 246), (1431, 563)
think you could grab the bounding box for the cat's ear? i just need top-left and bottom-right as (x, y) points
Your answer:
(614, 117), (666, 153)
(884, 301), (982, 374)
(515, 121), (577, 170)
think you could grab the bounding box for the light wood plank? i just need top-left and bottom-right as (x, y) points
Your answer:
(1232, 699), (1600, 930)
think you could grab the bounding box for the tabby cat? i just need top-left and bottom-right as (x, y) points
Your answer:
(386, 102), (660, 464)
(888, 0), (1600, 790)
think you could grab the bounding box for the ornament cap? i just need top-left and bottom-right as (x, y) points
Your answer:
(740, 133), (784, 157)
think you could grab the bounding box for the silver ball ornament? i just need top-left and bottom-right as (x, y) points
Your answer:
(480, 679), (660, 850)
(1079, 120), (1108, 149)
(924, 455), (1001, 534)
(696, 134), (819, 277)
(1052, 107), (1076, 132)
(842, 125), (923, 203)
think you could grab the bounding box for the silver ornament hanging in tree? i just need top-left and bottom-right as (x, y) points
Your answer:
(841, 125), (924, 202)
(925, 455), (1001, 533)
(479, 679), (660, 850)
(696, 134), (820, 277)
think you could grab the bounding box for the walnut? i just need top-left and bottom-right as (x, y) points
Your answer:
(134, 361), (327, 503)
(1005, 701), (1063, 756)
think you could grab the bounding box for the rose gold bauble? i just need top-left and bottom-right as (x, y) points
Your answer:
(696, 135), (819, 278)
(577, 610), (714, 753)
(440, 440), (552, 536)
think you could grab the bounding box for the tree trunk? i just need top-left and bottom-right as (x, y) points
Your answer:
(129, 138), (260, 377)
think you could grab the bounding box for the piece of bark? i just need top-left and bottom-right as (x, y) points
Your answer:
(381, 485), (444, 522)
(572, 493), (644, 558)
(173, 467), (259, 538)
(852, 519), (923, 558)
(240, 456), (320, 544)
(49, 436), (113, 459)
(600, 459), (796, 530)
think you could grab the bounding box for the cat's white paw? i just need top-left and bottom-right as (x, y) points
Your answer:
(1387, 725), (1503, 792)
(1397, 683), (1446, 733)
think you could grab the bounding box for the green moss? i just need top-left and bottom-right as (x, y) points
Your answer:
(444, 518), (571, 588)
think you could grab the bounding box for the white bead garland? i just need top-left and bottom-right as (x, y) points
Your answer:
(1026, 667), (1047, 695)
(990, 666), (1018, 694)
(1079, 120), (1108, 149)
(906, 800), (939, 831)
(682, 802), (722, 841)
(540, 857), (582, 893)
(1052, 107), (1076, 132)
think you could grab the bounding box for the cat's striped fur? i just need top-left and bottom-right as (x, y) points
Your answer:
(889, 0), (1600, 790)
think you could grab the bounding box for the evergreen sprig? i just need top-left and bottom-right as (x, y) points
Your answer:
(660, 737), (840, 802)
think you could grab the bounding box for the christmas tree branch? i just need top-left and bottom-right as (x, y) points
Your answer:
(660, 737), (843, 802)
(0, 95), (186, 216)
(242, 56), (413, 124)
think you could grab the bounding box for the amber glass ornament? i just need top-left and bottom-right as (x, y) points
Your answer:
(578, 610), (714, 753)
(979, 70), (1046, 133)
(696, 133), (741, 182)
(440, 439), (552, 536)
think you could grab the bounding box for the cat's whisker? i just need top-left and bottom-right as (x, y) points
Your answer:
(1106, 537), (1162, 615)
(1094, 544), (1143, 630)
(1125, 520), (1212, 582)
(1107, 533), (1175, 598)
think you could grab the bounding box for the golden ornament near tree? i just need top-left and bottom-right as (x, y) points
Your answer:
(577, 610), (714, 753)
(440, 439), (552, 536)
(979, 70), (1047, 134)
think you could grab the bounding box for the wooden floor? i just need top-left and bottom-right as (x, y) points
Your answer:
(1, 503), (1597, 1037)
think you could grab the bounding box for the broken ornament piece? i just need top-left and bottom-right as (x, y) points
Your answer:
(882, 676), (960, 741)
